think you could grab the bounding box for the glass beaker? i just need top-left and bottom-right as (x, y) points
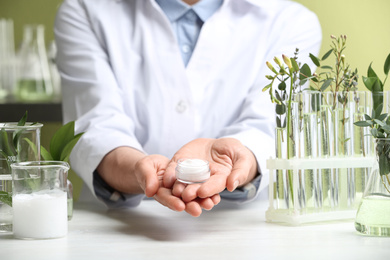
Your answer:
(0, 122), (43, 233)
(11, 161), (69, 239)
(15, 24), (53, 102)
(355, 138), (390, 236)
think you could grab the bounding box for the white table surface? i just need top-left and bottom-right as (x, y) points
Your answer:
(1, 198), (389, 260)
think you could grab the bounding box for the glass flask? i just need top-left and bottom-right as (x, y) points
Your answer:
(15, 24), (53, 102)
(355, 138), (390, 236)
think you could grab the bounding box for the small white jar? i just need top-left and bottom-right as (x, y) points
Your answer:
(175, 159), (210, 184)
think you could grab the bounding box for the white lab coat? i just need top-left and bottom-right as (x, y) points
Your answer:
(55, 0), (321, 203)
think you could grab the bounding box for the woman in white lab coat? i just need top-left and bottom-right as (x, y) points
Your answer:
(54, 0), (321, 216)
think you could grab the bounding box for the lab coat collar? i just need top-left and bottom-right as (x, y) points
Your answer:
(192, 0), (224, 22)
(155, 0), (189, 22)
(155, 0), (223, 23)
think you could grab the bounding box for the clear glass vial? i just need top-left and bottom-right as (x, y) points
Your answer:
(175, 159), (210, 184)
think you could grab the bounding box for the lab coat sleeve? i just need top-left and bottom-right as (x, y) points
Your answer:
(54, 0), (145, 201)
(218, 5), (322, 203)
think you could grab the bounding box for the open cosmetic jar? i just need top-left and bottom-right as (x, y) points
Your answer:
(175, 159), (210, 184)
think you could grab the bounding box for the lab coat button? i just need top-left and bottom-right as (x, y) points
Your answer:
(176, 100), (187, 113)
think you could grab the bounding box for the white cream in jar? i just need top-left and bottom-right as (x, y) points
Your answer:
(175, 159), (210, 184)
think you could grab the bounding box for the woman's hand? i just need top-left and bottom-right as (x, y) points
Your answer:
(96, 147), (186, 212)
(163, 138), (258, 216)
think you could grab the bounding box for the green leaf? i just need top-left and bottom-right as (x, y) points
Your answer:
(354, 121), (371, 127)
(372, 83), (384, 113)
(372, 78), (383, 92)
(364, 114), (372, 121)
(309, 54), (320, 67)
(321, 49), (333, 60)
(371, 128), (378, 137)
(275, 103), (286, 115)
(49, 121), (76, 161)
(368, 62), (379, 78)
(262, 83), (272, 92)
(17, 111), (28, 126)
(378, 113), (388, 121)
(384, 53), (390, 75)
(291, 58), (299, 72)
(59, 133), (83, 162)
(276, 117), (281, 128)
(378, 132), (386, 138)
(374, 119), (386, 126)
(278, 81), (286, 91)
(0, 129), (15, 157)
(23, 138), (38, 160)
(12, 130), (24, 154)
(362, 76), (377, 91)
(0, 191), (12, 207)
(382, 125), (390, 132)
(379, 153), (390, 176)
(40, 145), (53, 161)
(375, 103), (384, 119)
(300, 64), (311, 81)
(320, 65), (333, 70)
(320, 79), (333, 91)
(310, 92), (321, 112)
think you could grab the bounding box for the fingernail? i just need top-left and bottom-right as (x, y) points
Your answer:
(233, 180), (239, 191)
(157, 170), (165, 181)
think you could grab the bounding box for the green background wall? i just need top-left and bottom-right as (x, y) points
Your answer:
(1, 0), (389, 83)
(1, 0), (390, 199)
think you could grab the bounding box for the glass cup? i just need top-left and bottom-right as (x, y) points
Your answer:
(0, 122), (42, 233)
(11, 161), (69, 239)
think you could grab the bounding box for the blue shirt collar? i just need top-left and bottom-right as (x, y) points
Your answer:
(155, 0), (223, 23)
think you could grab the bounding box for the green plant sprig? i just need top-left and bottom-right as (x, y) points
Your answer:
(263, 49), (301, 130)
(354, 53), (390, 137)
(40, 121), (83, 163)
(0, 112), (30, 207)
(263, 49), (303, 201)
(0, 112), (84, 207)
(354, 53), (390, 192)
(301, 35), (359, 109)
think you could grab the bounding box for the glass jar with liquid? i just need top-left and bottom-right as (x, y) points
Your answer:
(15, 24), (53, 102)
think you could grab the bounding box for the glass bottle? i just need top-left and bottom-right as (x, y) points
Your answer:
(355, 138), (390, 236)
(15, 24), (53, 102)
